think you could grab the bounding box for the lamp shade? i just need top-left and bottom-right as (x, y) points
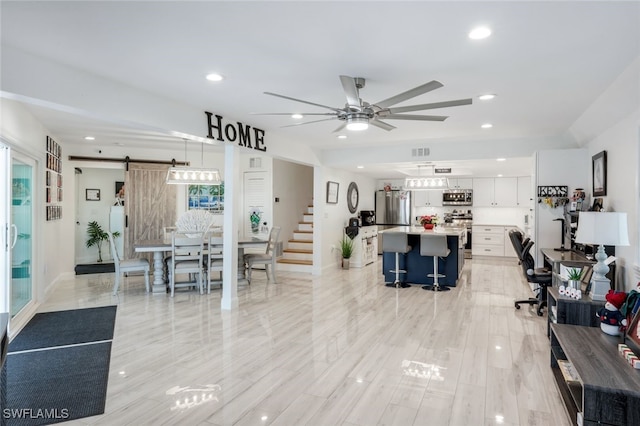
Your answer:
(574, 212), (629, 246)
(166, 166), (221, 185)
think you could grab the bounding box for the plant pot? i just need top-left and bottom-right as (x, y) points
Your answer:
(342, 258), (350, 269)
(423, 223), (434, 230)
(568, 279), (581, 291)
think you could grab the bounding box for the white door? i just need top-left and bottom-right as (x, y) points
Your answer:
(0, 143), (9, 315)
(8, 150), (36, 318)
(243, 171), (269, 239)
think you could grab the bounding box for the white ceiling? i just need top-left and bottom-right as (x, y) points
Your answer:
(1, 1), (639, 178)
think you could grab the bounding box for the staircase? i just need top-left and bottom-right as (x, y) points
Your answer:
(277, 205), (313, 273)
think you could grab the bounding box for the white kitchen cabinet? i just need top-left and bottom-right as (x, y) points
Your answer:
(517, 176), (532, 207)
(472, 177), (517, 207)
(412, 190), (443, 207)
(449, 178), (473, 189)
(473, 225), (519, 257)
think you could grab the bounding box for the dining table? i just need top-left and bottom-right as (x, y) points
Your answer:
(134, 235), (268, 294)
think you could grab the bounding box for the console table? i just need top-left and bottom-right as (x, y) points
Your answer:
(547, 286), (605, 337)
(550, 324), (640, 425)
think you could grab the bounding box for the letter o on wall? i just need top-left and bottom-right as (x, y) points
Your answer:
(225, 124), (238, 142)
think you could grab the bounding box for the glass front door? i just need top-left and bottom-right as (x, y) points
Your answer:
(10, 154), (34, 317)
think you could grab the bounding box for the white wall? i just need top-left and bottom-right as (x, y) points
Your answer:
(535, 149), (590, 265)
(1, 98), (75, 305)
(585, 111), (639, 290)
(74, 167), (125, 263)
(273, 159), (313, 251)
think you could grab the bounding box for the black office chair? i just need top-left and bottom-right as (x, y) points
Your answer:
(509, 229), (552, 316)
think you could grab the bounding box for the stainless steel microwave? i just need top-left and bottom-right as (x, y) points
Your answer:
(442, 189), (472, 206)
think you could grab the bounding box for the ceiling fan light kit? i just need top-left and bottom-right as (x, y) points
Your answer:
(259, 75), (472, 133)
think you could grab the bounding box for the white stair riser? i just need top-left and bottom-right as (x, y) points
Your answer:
(303, 214), (313, 222)
(307, 207), (314, 214)
(293, 232), (313, 241)
(282, 252), (313, 261)
(298, 223), (313, 231)
(288, 241), (313, 250)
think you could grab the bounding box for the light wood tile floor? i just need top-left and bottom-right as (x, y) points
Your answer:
(36, 256), (571, 426)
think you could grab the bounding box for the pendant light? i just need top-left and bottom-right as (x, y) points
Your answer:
(166, 139), (221, 185)
(403, 165), (450, 190)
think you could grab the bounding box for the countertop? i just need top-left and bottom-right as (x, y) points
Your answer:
(378, 225), (465, 236)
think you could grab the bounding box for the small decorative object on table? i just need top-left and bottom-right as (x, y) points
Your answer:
(596, 290), (627, 336)
(419, 214), (438, 230)
(249, 208), (262, 234)
(176, 209), (215, 236)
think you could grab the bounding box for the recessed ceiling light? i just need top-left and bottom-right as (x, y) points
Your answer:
(478, 94), (496, 101)
(357, 165), (364, 169)
(84, 136), (95, 141)
(496, 158), (506, 162)
(205, 73), (224, 82)
(337, 135), (347, 139)
(497, 174), (503, 177)
(469, 26), (492, 40)
(291, 114), (303, 119)
(481, 123), (493, 129)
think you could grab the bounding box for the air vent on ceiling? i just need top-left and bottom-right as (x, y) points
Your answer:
(249, 157), (262, 168)
(411, 147), (430, 157)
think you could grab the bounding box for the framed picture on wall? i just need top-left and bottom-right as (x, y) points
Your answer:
(326, 181), (339, 204)
(86, 188), (100, 201)
(592, 150), (607, 196)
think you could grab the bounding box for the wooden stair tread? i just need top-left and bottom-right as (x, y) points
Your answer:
(283, 248), (312, 254)
(289, 239), (313, 243)
(299, 221), (313, 224)
(294, 230), (313, 234)
(277, 259), (313, 265)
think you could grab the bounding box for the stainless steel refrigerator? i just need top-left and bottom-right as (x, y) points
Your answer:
(375, 190), (412, 253)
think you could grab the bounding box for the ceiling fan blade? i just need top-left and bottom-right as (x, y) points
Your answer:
(264, 92), (342, 113)
(250, 112), (336, 116)
(375, 80), (443, 109)
(339, 75), (361, 110)
(369, 119), (396, 131)
(332, 123), (347, 133)
(388, 98), (473, 114)
(280, 117), (337, 128)
(384, 114), (448, 122)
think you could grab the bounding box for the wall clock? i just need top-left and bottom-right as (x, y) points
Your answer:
(347, 182), (359, 214)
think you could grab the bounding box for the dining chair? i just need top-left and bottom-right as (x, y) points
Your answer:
(107, 231), (150, 295)
(169, 231), (206, 296)
(244, 226), (281, 284)
(204, 234), (224, 293)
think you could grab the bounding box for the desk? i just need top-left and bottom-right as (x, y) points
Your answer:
(540, 248), (595, 287)
(134, 237), (267, 294)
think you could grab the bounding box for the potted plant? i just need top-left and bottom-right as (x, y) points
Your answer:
(567, 267), (582, 291)
(419, 214), (438, 230)
(86, 221), (120, 263)
(338, 235), (355, 269)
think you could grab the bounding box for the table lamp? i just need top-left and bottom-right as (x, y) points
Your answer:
(574, 212), (629, 300)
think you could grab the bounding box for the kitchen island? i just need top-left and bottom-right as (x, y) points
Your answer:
(380, 226), (466, 287)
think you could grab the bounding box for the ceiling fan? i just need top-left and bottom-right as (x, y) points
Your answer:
(256, 75), (473, 132)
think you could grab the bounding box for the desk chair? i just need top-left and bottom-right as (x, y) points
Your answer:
(420, 234), (451, 292)
(244, 226), (281, 284)
(509, 229), (552, 316)
(107, 231), (150, 295)
(169, 232), (206, 296)
(383, 232), (412, 288)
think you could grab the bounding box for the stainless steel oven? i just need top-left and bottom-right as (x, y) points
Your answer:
(445, 212), (473, 258)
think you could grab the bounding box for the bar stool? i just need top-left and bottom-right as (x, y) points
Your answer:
(383, 232), (412, 288)
(420, 234), (450, 292)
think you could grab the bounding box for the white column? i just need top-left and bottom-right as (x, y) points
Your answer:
(221, 143), (239, 310)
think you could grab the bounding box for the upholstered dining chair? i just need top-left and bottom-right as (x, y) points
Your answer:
(107, 231), (150, 295)
(169, 231), (207, 296)
(244, 226), (281, 284)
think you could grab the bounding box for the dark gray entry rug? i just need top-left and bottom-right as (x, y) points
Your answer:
(3, 306), (116, 425)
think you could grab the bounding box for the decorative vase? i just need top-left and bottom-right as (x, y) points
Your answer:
(423, 223), (434, 230)
(568, 279), (581, 291)
(342, 258), (350, 269)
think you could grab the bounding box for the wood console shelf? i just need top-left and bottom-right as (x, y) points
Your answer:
(547, 286), (605, 337)
(550, 324), (640, 425)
